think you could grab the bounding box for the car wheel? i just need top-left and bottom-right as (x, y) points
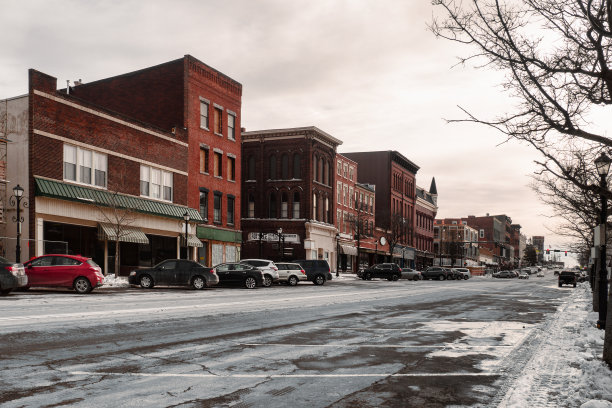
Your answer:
(573, 283), (577, 287)
(140, 274), (154, 289)
(439, 275), (446, 281)
(74, 277), (92, 294)
(263, 274), (273, 287)
(313, 274), (326, 285)
(464, 275), (469, 280)
(244, 277), (257, 289)
(192, 275), (206, 290)
(413, 276), (419, 281)
(365, 272), (372, 281)
(0, 288), (11, 296)
(558, 282), (562, 287)
(392, 274), (399, 281)
(288, 276), (299, 286)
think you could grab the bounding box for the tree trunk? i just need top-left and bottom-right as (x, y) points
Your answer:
(114, 239), (120, 279)
(594, 257), (600, 313)
(604, 282), (612, 368)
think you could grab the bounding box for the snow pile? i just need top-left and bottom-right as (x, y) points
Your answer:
(101, 274), (130, 288)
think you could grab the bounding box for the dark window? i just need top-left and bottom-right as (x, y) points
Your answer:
(214, 192), (222, 223)
(227, 196), (235, 225)
(214, 152), (222, 177)
(248, 156), (255, 180)
(248, 194), (255, 218)
(269, 192), (277, 218)
(281, 192), (288, 218)
(228, 156), (236, 181)
(200, 147), (209, 173)
(293, 192), (300, 218)
(281, 154), (289, 179)
(214, 107), (222, 134)
(270, 155), (276, 179)
(293, 153), (301, 179)
(313, 154), (318, 181)
(199, 189), (208, 220)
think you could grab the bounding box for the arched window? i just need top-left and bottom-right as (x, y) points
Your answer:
(312, 193), (317, 220)
(293, 191), (300, 218)
(325, 197), (330, 223)
(324, 161), (329, 186)
(281, 192), (288, 218)
(318, 158), (324, 183)
(269, 192), (277, 218)
(281, 154), (289, 179)
(293, 153), (301, 179)
(248, 194), (255, 218)
(313, 154), (318, 181)
(248, 156), (255, 180)
(269, 155), (277, 179)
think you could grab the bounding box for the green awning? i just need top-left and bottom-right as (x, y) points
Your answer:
(197, 225), (242, 243)
(35, 177), (202, 221)
(98, 223), (149, 244)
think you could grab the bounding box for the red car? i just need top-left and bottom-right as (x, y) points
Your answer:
(23, 254), (105, 294)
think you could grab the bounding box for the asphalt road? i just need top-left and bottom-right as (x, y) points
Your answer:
(0, 273), (572, 407)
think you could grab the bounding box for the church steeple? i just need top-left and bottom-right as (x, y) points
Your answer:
(429, 177), (438, 206)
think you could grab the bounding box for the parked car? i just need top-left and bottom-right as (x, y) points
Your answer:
(128, 259), (218, 290)
(214, 262), (264, 289)
(558, 271), (577, 287)
(519, 272), (530, 279)
(576, 272), (587, 282)
(293, 260), (333, 285)
(274, 262), (307, 286)
(358, 263), (402, 281)
(445, 268), (463, 280)
(400, 268), (422, 281)
(422, 266), (449, 280)
(452, 267), (471, 280)
(536, 272), (545, 277)
(239, 259), (280, 287)
(0, 256), (28, 296)
(493, 270), (514, 278)
(22, 254), (104, 294)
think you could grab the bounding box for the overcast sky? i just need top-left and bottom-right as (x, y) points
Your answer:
(1, 0), (579, 258)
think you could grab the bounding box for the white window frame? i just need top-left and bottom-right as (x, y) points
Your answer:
(140, 164), (173, 202)
(200, 97), (210, 130)
(63, 144), (107, 188)
(227, 111), (236, 141)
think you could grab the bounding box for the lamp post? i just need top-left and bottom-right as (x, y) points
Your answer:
(9, 185), (28, 263)
(336, 233), (340, 277)
(595, 152), (611, 329)
(183, 211), (190, 260)
(277, 227), (283, 261)
(375, 240), (378, 265)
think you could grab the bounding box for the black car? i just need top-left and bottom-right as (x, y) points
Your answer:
(0, 256), (28, 296)
(358, 263), (401, 281)
(558, 271), (577, 287)
(422, 266), (449, 280)
(129, 259), (219, 290)
(293, 260), (332, 285)
(214, 262), (264, 289)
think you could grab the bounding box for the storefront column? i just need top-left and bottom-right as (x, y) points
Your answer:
(176, 236), (181, 259)
(104, 240), (108, 276)
(35, 217), (44, 257)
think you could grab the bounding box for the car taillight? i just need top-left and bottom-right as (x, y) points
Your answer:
(301, 269), (306, 275)
(271, 266), (278, 271)
(209, 269), (215, 274)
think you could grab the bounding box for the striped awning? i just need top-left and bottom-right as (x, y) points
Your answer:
(340, 244), (358, 256)
(185, 234), (203, 247)
(98, 223), (149, 244)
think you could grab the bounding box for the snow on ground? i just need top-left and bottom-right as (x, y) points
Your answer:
(102, 274), (130, 287)
(499, 283), (612, 407)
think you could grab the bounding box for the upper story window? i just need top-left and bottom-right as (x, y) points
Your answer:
(247, 156), (256, 180)
(213, 106), (223, 135)
(227, 113), (236, 140)
(248, 194), (255, 218)
(480, 229), (485, 238)
(293, 153), (301, 179)
(337, 160), (342, 176)
(140, 165), (172, 202)
(214, 192), (222, 223)
(343, 163), (348, 178)
(227, 156), (236, 181)
(200, 99), (210, 129)
(214, 151), (223, 177)
(349, 167), (354, 181)
(199, 146), (209, 174)
(199, 188), (208, 221)
(270, 155), (277, 179)
(281, 154), (289, 179)
(63, 144), (107, 188)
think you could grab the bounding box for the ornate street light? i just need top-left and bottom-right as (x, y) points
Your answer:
(9, 185), (28, 263)
(595, 153), (611, 330)
(277, 227), (283, 261)
(183, 211), (190, 260)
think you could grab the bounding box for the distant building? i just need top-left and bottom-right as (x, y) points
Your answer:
(434, 218), (479, 267)
(532, 235), (545, 263)
(462, 214), (515, 268)
(415, 178), (438, 269)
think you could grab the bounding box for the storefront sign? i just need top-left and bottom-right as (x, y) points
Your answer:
(247, 232), (301, 244)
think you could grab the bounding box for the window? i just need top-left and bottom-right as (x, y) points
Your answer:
(337, 209), (342, 229)
(313, 193), (317, 220)
(281, 154), (289, 179)
(200, 146), (209, 173)
(227, 156), (236, 181)
(337, 182), (342, 204)
(313, 155), (318, 181)
(214, 151), (222, 177)
(349, 167), (354, 181)
(200, 99), (209, 129)
(293, 153), (301, 179)
(248, 194), (255, 218)
(349, 187), (354, 208)
(324, 161), (329, 185)
(343, 163), (348, 178)
(214, 192), (222, 223)
(337, 160), (342, 175)
(214, 106), (223, 134)
(269, 192), (277, 218)
(343, 185), (348, 205)
(227, 196), (235, 225)
(140, 165), (172, 201)
(199, 189), (208, 220)
(64, 145), (107, 188)
(281, 192), (288, 218)
(293, 192), (300, 218)
(227, 113), (236, 140)
(325, 198), (330, 223)
(248, 156), (255, 180)
(319, 158), (324, 183)
(480, 229), (485, 238)
(270, 155), (277, 179)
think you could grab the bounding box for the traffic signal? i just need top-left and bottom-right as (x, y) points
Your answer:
(565, 251), (567, 256)
(546, 249), (550, 254)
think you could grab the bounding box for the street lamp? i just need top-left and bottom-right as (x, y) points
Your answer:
(595, 152), (611, 329)
(9, 185), (28, 263)
(277, 227), (283, 261)
(336, 233), (340, 277)
(183, 211), (190, 260)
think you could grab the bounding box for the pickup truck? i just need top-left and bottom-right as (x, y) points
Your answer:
(558, 271), (577, 287)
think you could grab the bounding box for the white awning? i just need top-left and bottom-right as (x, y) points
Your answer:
(98, 223), (149, 245)
(181, 234), (203, 247)
(340, 244), (358, 256)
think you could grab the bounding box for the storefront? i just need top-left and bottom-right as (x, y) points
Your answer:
(196, 225), (242, 267)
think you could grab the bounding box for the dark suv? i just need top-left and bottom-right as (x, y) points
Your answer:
(422, 266), (449, 280)
(358, 263), (402, 281)
(558, 271), (577, 288)
(293, 260), (332, 285)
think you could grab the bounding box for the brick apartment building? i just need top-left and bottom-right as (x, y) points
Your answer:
(354, 182), (376, 269)
(463, 214), (515, 268)
(415, 178), (438, 269)
(61, 55), (243, 266)
(532, 235), (545, 264)
(433, 218), (480, 267)
(241, 127), (341, 266)
(335, 154), (358, 271)
(342, 151), (419, 266)
(2, 69), (202, 274)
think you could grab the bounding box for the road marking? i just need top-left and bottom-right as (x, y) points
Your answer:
(241, 343), (513, 348)
(68, 370), (498, 378)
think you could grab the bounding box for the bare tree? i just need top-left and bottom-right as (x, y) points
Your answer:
(94, 192), (138, 278)
(346, 201), (371, 270)
(385, 213), (410, 264)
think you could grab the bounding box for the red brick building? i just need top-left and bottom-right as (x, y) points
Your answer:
(342, 151), (419, 266)
(335, 154), (358, 271)
(462, 214), (514, 268)
(65, 55), (243, 266)
(241, 127), (341, 265)
(3, 69), (202, 273)
(415, 178), (438, 269)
